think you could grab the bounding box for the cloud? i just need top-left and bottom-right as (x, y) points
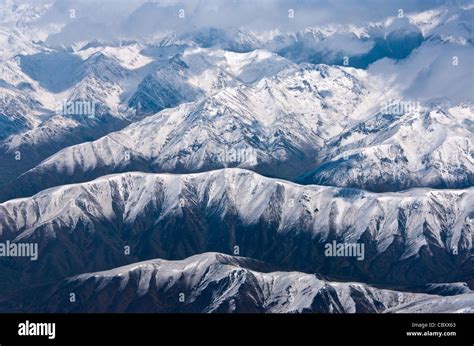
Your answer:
(21, 0), (471, 45)
(368, 41), (474, 104)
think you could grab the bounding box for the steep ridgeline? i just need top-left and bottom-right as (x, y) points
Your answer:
(0, 169), (472, 296)
(1, 253), (472, 313)
(0, 63), (370, 201)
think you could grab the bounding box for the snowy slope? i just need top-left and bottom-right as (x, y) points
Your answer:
(3, 252), (470, 313)
(0, 79), (44, 141)
(0, 169), (472, 291)
(388, 294), (474, 313)
(128, 47), (295, 116)
(299, 105), (474, 191)
(0, 62), (372, 200)
(409, 5), (474, 45)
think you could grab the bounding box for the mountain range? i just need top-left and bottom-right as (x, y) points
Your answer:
(0, 0), (472, 313)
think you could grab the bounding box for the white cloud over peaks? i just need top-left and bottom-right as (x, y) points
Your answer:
(4, 0), (471, 46)
(368, 41), (474, 105)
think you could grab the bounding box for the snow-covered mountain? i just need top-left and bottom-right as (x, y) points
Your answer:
(2, 252), (472, 313)
(1, 1), (472, 198)
(2, 57), (471, 200)
(128, 47), (294, 116)
(0, 43), (298, 193)
(0, 169), (472, 296)
(410, 5), (474, 45)
(169, 6), (473, 69)
(299, 104), (474, 191)
(0, 62), (374, 200)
